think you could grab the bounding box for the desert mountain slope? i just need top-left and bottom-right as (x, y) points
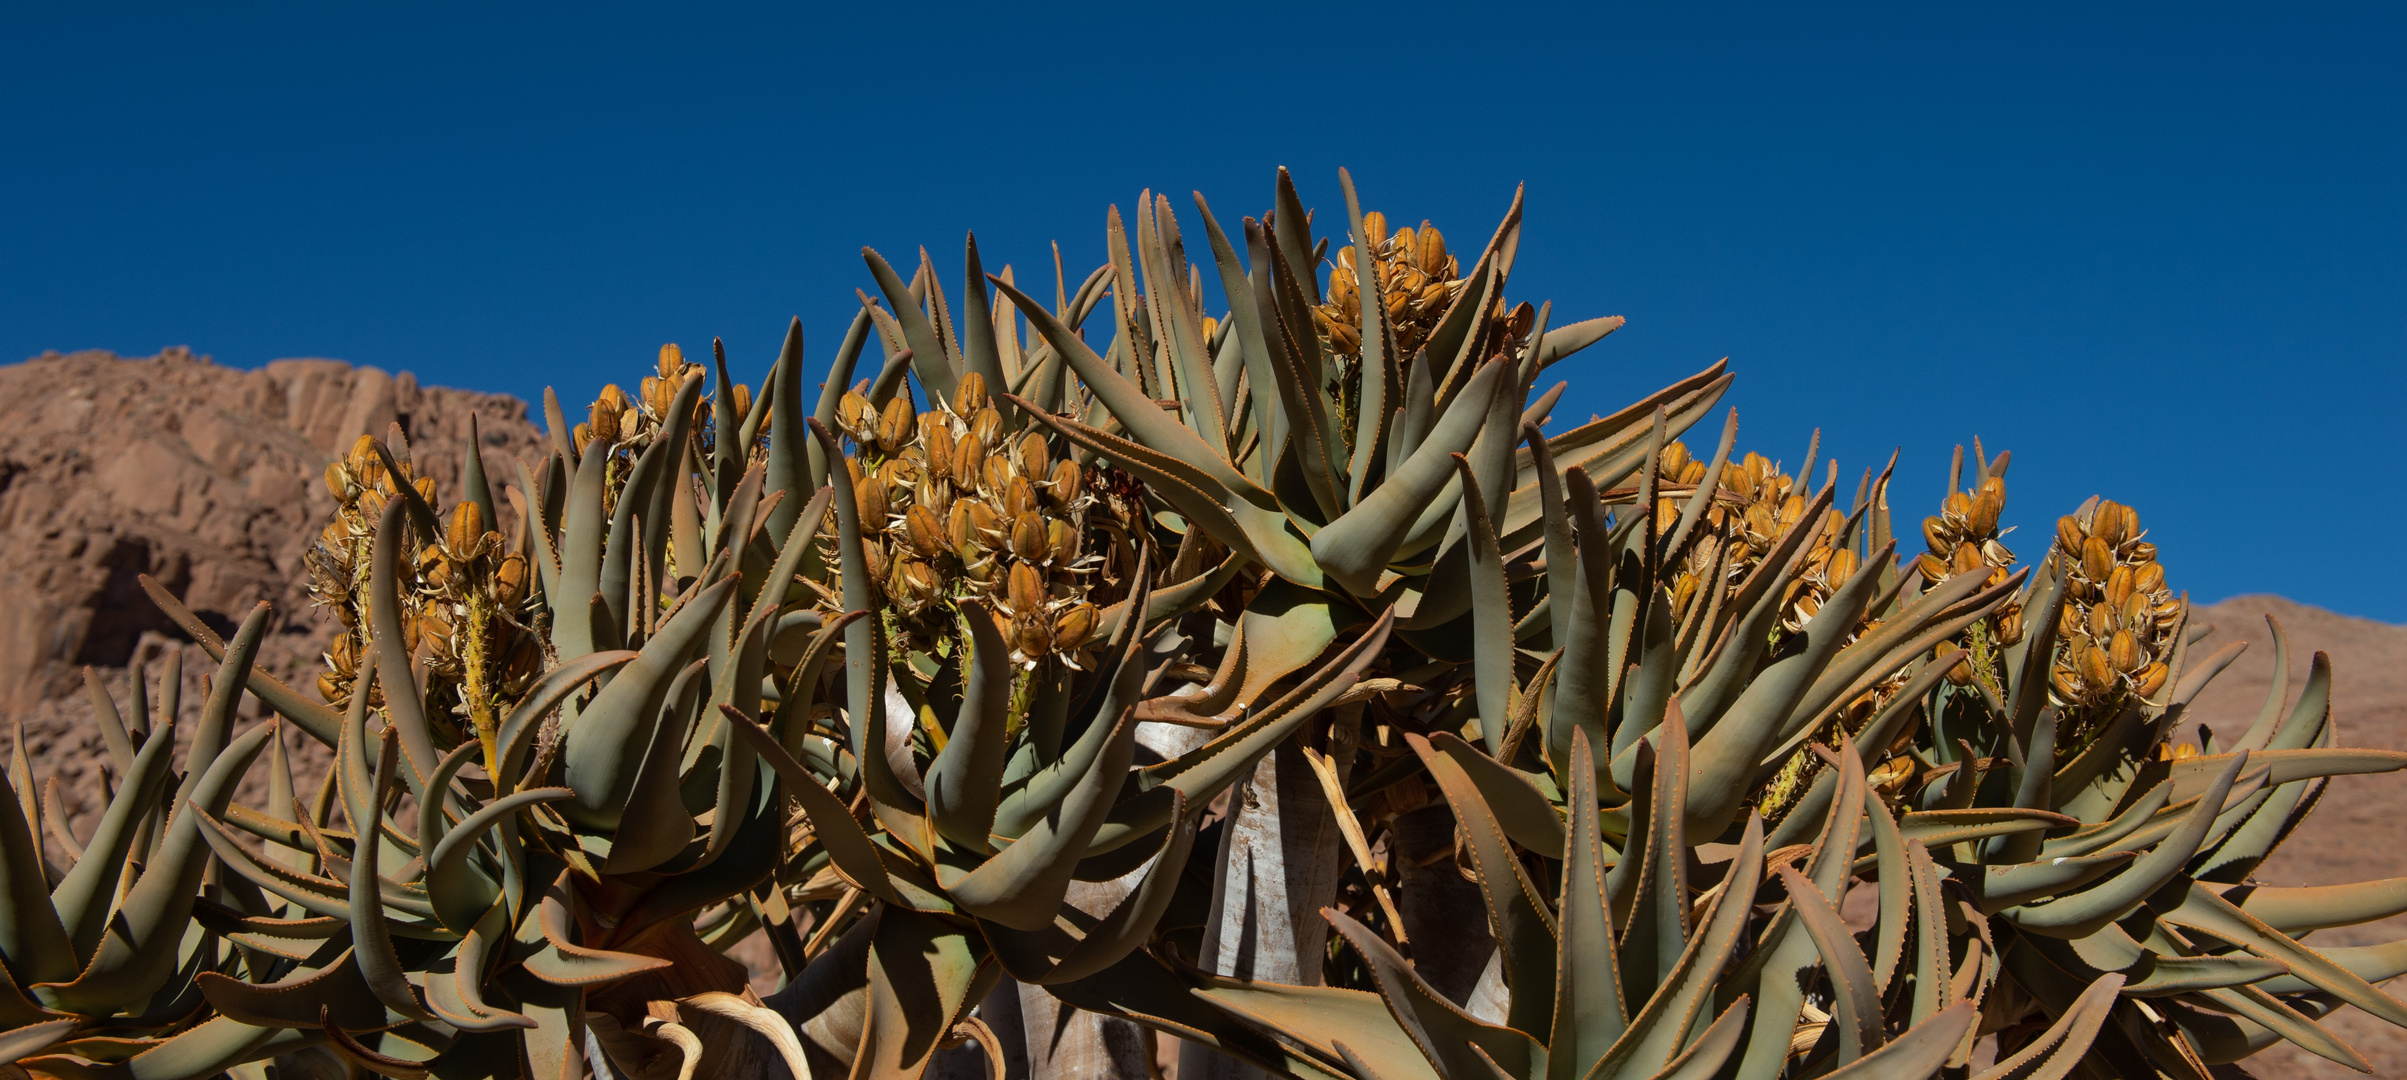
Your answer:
(2180, 594), (2407, 1078)
(0, 348), (544, 849)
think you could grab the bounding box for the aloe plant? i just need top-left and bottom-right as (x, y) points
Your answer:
(9, 167), (2400, 1080)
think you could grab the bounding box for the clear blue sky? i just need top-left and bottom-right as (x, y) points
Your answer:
(5, 4), (2402, 621)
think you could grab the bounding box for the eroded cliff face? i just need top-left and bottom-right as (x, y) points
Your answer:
(0, 347), (546, 844)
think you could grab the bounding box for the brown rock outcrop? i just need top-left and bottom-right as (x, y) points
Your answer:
(0, 348), (546, 852)
(0, 348), (546, 711)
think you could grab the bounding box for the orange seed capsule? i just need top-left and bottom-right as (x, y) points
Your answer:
(446, 502), (486, 555)
(1054, 603), (1098, 649)
(1923, 516), (1952, 556)
(2080, 644), (2116, 690)
(1018, 433), (1050, 479)
(2109, 630), (2143, 673)
(953, 371), (989, 414)
(2056, 515), (2086, 555)
(903, 505), (945, 558)
(2081, 537), (2115, 582)
(2133, 661), (2169, 698)
(1007, 562), (1045, 613)
(1011, 514), (1048, 562)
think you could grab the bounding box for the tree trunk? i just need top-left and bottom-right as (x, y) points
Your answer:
(1177, 741), (1346, 1080)
(1393, 801), (1496, 1007)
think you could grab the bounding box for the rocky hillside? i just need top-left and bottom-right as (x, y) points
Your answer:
(1, 348), (544, 845)
(2178, 595), (2407, 1079)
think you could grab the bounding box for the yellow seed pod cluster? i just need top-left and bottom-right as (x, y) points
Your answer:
(1916, 471), (2026, 688)
(1677, 452), (1854, 634)
(306, 432), (541, 747)
(1917, 475), (2016, 590)
(308, 435), (434, 627)
(412, 499), (542, 729)
(2049, 498), (2177, 710)
(829, 371), (1118, 668)
(574, 344), (709, 456)
(1316, 212), (1464, 360)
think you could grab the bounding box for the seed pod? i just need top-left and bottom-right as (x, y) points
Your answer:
(1744, 503), (1779, 542)
(1981, 538), (2015, 567)
(1968, 485), (2003, 537)
(1018, 433), (1050, 479)
(839, 391), (877, 439)
(1923, 516), (1952, 556)
(2058, 605), (2083, 640)
(1944, 648), (1976, 686)
(2117, 504), (2141, 543)
(1054, 603), (1098, 649)
(2119, 589), (2152, 629)
(961, 500), (1002, 545)
(2134, 561), (2165, 594)
(1002, 476), (1038, 518)
(1047, 460), (1082, 506)
(2093, 500), (2128, 546)
(2088, 603), (2118, 641)
(890, 557), (938, 611)
(913, 475), (952, 519)
(1007, 562), (1045, 614)
(729, 384), (753, 426)
(1868, 756), (1915, 798)
(970, 407), (1003, 449)
(447, 502), (487, 557)
(2133, 661), (2170, 698)
(987, 455), (1027, 498)
(2080, 644), (2116, 690)
(1417, 223), (1447, 271)
(1671, 575), (1700, 615)
(1916, 552), (1950, 582)
(924, 424), (957, 482)
(1659, 441), (1693, 480)
(1825, 547), (1859, 585)
(877, 458), (917, 501)
(1011, 514), (1049, 562)
(589, 403), (622, 445)
(496, 554), (529, 606)
(1995, 607), (2025, 646)
(902, 505), (945, 558)
(878, 396), (917, 454)
(2128, 541), (2158, 563)
(857, 474), (889, 525)
(2056, 514), (2086, 555)
(2081, 537), (2115, 582)
(1015, 614), (1055, 659)
(1037, 521), (1071, 566)
(2105, 565), (2135, 607)
(1943, 490), (1974, 521)
(952, 432), (987, 491)
(954, 371), (989, 414)
(2051, 668), (2083, 701)
(2109, 630), (2143, 673)
(1952, 542), (1985, 577)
